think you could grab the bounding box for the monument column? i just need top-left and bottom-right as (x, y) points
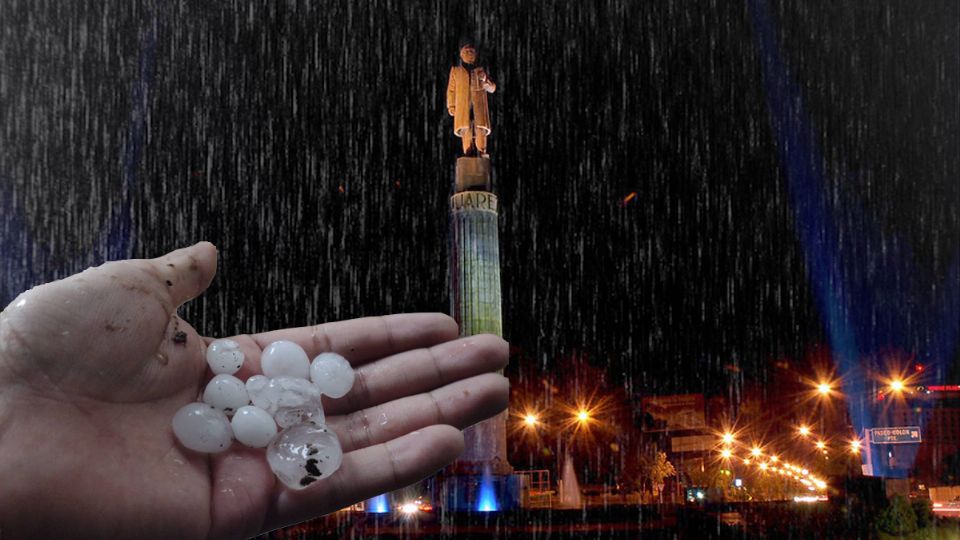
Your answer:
(441, 38), (518, 511)
(448, 160), (510, 474)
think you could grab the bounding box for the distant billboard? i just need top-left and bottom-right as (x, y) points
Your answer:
(642, 394), (705, 431)
(671, 435), (714, 453)
(870, 427), (922, 444)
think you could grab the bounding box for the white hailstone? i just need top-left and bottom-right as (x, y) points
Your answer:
(206, 339), (245, 375)
(261, 340), (310, 379)
(231, 406), (277, 448)
(246, 374), (269, 396)
(247, 376), (322, 416)
(172, 402), (233, 453)
(275, 405), (325, 429)
(267, 423), (343, 489)
(310, 352), (355, 398)
(203, 374), (250, 414)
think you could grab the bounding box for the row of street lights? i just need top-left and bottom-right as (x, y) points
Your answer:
(796, 424), (862, 455)
(520, 408), (592, 428)
(716, 432), (829, 492)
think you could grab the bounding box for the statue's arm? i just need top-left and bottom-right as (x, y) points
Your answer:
(446, 69), (456, 116)
(483, 73), (496, 94)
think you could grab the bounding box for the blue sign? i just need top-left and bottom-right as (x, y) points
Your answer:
(870, 426), (922, 444)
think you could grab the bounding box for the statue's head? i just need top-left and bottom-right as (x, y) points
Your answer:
(458, 37), (477, 64)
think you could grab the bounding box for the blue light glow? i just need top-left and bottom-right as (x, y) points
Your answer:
(367, 494), (390, 514)
(476, 469), (499, 512)
(748, 0), (960, 479)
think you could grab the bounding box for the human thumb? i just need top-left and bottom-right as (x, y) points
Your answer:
(148, 241), (219, 309)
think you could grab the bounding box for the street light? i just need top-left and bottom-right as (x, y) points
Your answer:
(798, 425), (810, 437)
(817, 382), (831, 395)
(751, 447), (762, 457)
(850, 439), (861, 454)
(720, 448), (732, 460)
(722, 432), (735, 445)
(523, 413), (539, 427)
(889, 379), (905, 394)
(577, 409), (590, 423)
(815, 440), (826, 451)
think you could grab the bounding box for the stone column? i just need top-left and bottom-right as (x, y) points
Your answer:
(448, 157), (511, 475)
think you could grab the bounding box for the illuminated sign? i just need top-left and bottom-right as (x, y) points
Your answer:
(870, 426), (922, 444)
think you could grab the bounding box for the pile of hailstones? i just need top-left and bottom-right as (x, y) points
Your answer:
(172, 339), (355, 490)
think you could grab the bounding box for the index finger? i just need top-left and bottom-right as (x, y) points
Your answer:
(248, 313), (459, 368)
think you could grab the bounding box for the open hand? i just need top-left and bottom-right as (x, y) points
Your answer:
(0, 242), (509, 538)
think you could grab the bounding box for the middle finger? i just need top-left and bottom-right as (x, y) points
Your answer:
(323, 333), (508, 416)
(328, 372), (509, 453)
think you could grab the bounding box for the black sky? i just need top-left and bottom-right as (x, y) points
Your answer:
(2, 1), (957, 397)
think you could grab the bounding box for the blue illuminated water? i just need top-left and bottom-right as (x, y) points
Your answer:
(366, 494), (390, 514)
(476, 467), (499, 512)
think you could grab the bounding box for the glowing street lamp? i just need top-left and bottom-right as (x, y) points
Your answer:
(720, 448), (732, 460)
(769, 455), (779, 463)
(816, 440), (827, 451)
(798, 425), (810, 437)
(817, 382), (831, 396)
(523, 413), (539, 427)
(576, 409), (590, 423)
(722, 432), (735, 445)
(850, 439), (861, 454)
(889, 379), (905, 394)
(751, 447), (762, 458)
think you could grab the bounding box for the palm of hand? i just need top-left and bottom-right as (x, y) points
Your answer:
(0, 243), (508, 539)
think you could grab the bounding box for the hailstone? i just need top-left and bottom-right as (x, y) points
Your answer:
(247, 376), (322, 416)
(275, 405), (326, 429)
(202, 374), (250, 414)
(172, 402), (233, 453)
(206, 339), (244, 375)
(231, 405), (277, 448)
(267, 423), (343, 489)
(261, 340), (310, 379)
(310, 352), (355, 398)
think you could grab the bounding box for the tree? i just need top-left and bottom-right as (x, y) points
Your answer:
(912, 498), (933, 530)
(643, 451), (676, 502)
(875, 495), (918, 536)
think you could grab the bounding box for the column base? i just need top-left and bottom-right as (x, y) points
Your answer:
(455, 157), (491, 193)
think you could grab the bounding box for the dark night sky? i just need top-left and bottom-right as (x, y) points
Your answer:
(2, 1), (957, 398)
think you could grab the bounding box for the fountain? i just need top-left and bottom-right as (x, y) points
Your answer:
(476, 464), (500, 512)
(365, 494), (390, 514)
(557, 455), (583, 508)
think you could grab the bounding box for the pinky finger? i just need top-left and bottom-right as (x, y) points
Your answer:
(261, 424), (464, 533)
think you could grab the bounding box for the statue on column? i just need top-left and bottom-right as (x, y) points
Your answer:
(447, 38), (496, 157)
